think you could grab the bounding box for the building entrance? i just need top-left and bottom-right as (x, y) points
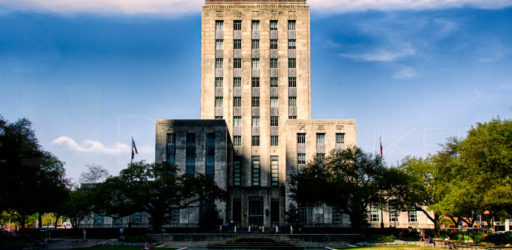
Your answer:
(248, 197), (264, 226)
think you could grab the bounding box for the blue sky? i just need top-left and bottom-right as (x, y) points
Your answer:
(1, 0), (511, 182)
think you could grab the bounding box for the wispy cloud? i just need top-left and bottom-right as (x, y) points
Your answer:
(499, 84), (512, 89)
(1, 0), (512, 16)
(51, 136), (151, 155)
(0, 0), (203, 16)
(393, 67), (417, 79)
(309, 0), (512, 13)
(340, 47), (416, 62)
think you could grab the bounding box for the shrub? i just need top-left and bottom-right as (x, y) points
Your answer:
(119, 234), (155, 243)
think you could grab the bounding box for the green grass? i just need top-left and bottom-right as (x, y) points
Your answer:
(80, 247), (175, 250)
(338, 246), (434, 250)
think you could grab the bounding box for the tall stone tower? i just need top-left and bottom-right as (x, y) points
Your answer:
(201, 0), (311, 227)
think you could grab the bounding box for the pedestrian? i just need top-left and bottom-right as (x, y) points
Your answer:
(420, 230), (425, 241)
(82, 229), (87, 241)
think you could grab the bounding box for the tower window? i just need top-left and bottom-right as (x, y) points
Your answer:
(288, 58), (296, 68)
(215, 77), (223, 87)
(270, 77), (278, 87)
(233, 136), (242, 146)
(215, 97), (223, 107)
(233, 20), (242, 31)
(270, 116), (279, 127)
(216, 20), (224, 31)
(215, 58), (223, 68)
(252, 116), (260, 127)
(288, 39), (296, 49)
(271, 136), (279, 146)
(270, 58), (278, 68)
(252, 20), (260, 31)
(289, 77), (296, 87)
(336, 133), (345, 144)
(252, 58), (260, 69)
(288, 20), (296, 31)
(297, 133), (306, 144)
(252, 39), (260, 49)
(215, 39), (224, 50)
(234, 39), (241, 49)
(252, 136), (260, 146)
(270, 97), (278, 107)
(252, 157), (260, 186)
(252, 77), (260, 87)
(252, 97), (260, 107)
(289, 97), (296, 107)
(270, 39), (278, 49)
(270, 20), (278, 30)
(233, 77), (241, 87)
(234, 58), (242, 68)
(233, 97), (241, 107)
(233, 116), (242, 127)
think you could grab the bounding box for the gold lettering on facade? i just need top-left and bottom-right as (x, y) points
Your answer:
(336, 125), (345, 130)
(317, 125), (325, 131)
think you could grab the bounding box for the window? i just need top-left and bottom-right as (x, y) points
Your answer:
(336, 133), (345, 144)
(215, 58), (223, 68)
(270, 20), (278, 30)
(132, 212), (141, 223)
(289, 97), (296, 107)
(270, 97), (279, 107)
(289, 77), (296, 87)
(270, 39), (278, 49)
(333, 209), (342, 223)
(370, 205), (379, 222)
(288, 116), (297, 119)
(94, 214), (104, 224)
(251, 116), (260, 127)
(234, 39), (241, 49)
(317, 153), (325, 160)
(233, 20), (241, 30)
(206, 133), (215, 178)
(270, 77), (278, 87)
(316, 133), (325, 144)
(252, 136), (260, 146)
(271, 136), (279, 146)
(251, 77), (260, 87)
(252, 58), (259, 69)
(215, 39), (223, 50)
(186, 133), (196, 174)
(233, 136), (241, 146)
(270, 58), (278, 68)
(166, 133), (176, 164)
(252, 20), (260, 31)
(216, 20), (224, 31)
(233, 159), (241, 186)
(233, 77), (241, 87)
(233, 97), (241, 107)
(252, 97), (260, 107)
(215, 77), (223, 87)
(233, 116), (241, 127)
(297, 133), (306, 144)
(271, 158), (279, 186)
(288, 39), (296, 49)
(389, 207), (399, 222)
(170, 209), (180, 223)
(252, 158), (260, 186)
(252, 39), (260, 49)
(215, 97), (223, 107)
(408, 209), (418, 222)
(215, 116), (223, 120)
(297, 153), (306, 165)
(288, 20), (296, 31)
(234, 58), (241, 68)
(270, 116), (279, 126)
(288, 58), (296, 68)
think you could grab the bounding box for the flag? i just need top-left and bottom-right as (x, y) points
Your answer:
(379, 138), (383, 156)
(131, 138), (138, 160)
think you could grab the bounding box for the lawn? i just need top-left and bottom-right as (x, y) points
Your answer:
(80, 247), (175, 250)
(338, 246), (434, 250)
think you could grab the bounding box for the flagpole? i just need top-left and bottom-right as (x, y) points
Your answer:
(131, 136), (133, 165)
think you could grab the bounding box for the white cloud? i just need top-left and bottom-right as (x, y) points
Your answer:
(393, 67), (417, 79)
(308, 0), (512, 13)
(51, 136), (151, 155)
(1, 0), (512, 16)
(340, 47), (416, 62)
(0, 0), (203, 16)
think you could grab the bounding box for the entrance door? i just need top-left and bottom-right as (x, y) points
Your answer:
(248, 197), (264, 226)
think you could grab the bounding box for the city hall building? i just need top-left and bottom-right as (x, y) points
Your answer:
(152, 0), (434, 230)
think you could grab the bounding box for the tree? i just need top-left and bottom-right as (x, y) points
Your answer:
(290, 147), (398, 229)
(93, 161), (226, 232)
(0, 116), (70, 230)
(79, 164), (109, 184)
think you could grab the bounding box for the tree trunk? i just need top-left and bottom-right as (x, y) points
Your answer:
(38, 212), (42, 228)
